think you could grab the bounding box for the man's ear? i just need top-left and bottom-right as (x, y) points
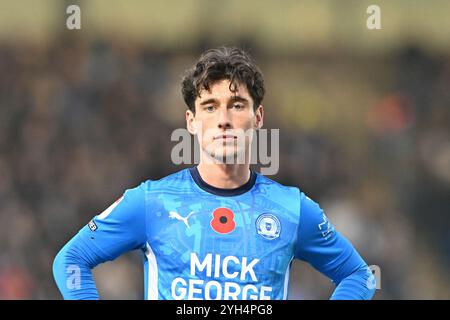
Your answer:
(186, 109), (196, 135)
(254, 105), (264, 129)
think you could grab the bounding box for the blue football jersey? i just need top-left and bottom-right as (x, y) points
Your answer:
(53, 166), (375, 300)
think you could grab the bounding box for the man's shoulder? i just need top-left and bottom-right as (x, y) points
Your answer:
(255, 172), (300, 193)
(254, 172), (302, 204)
(256, 174), (321, 210)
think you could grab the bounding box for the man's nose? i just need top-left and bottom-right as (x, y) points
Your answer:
(217, 108), (232, 129)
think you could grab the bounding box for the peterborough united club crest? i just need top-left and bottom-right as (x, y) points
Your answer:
(256, 214), (281, 240)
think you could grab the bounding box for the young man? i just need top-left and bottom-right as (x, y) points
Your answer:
(53, 47), (376, 300)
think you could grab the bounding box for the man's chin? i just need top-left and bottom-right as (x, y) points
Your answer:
(204, 148), (246, 164)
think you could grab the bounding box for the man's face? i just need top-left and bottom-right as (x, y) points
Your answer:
(186, 79), (264, 163)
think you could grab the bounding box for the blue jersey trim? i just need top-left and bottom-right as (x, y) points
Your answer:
(188, 166), (257, 197)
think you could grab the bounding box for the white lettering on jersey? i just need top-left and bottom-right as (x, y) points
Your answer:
(171, 278), (272, 300)
(171, 277), (187, 299)
(240, 257), (259, 281)
(187, 279), (203, 300)
(223, 282), (241, 300)
(204, 280), (222, 300)
(214, 254), (221, 277)
(242, 284), (258, 300)
(190, 252), (212, 277)
(190, 253), (259, 280)
(175, 253), (270, 300)
(222, 256), (239, 279)
(318, 213), (335, 240)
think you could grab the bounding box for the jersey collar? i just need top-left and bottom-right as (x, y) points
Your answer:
(188, 166), (257, 197)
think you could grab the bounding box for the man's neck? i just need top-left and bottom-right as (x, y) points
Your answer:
(196, 162), (251, 189)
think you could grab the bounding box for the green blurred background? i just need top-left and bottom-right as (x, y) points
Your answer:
(0, 0), (449, 299)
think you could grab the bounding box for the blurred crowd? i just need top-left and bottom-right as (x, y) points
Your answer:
(0, 37), (449, 299)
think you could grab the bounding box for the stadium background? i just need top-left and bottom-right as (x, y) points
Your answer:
(0, 0), (449, 299)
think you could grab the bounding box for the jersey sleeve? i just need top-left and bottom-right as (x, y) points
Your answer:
(53, 182), (148, 299)
(294, 192), (376, 300)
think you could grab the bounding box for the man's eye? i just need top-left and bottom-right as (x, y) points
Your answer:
(233, 104), (243, 110)
(205, 106), (215, 112)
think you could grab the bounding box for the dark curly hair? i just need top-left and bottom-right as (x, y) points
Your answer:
(181, 47), (265, 112)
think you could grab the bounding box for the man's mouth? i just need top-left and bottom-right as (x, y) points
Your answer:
(214, 134), (237, 141)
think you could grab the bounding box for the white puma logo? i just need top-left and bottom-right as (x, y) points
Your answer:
(168, 211), (195, 229)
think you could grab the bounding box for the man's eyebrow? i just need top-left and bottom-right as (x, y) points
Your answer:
(199, 98), (218, 106)
(198, 96), (249, 106)
(230, 96), (249, 103)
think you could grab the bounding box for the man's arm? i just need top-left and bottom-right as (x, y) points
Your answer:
(294, 192), (376, 300)
(53, 182), (147, 299)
